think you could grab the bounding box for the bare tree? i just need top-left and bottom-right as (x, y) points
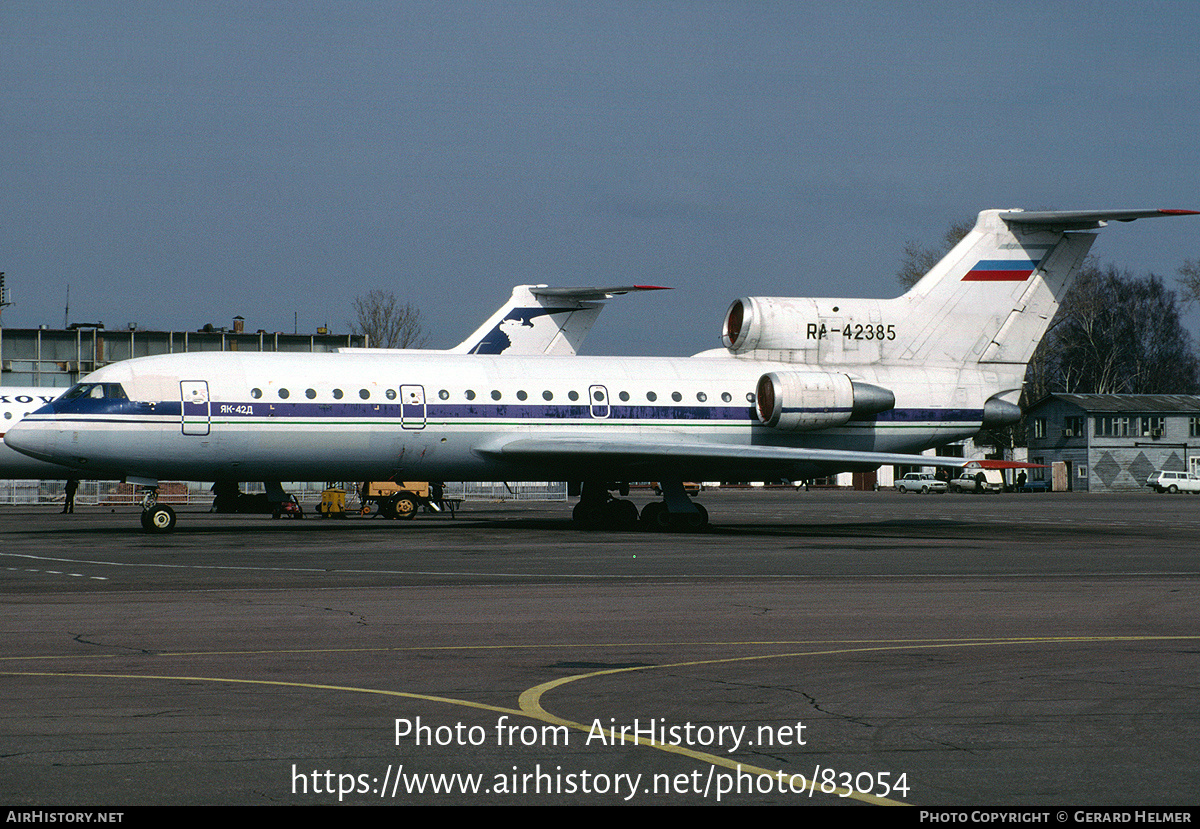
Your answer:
(1032, 264), (1199, 396)
(348, 289), (428, 348)
(1178, 258), (1200, 307)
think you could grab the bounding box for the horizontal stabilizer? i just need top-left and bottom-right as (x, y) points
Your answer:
(999, 209), (1199, 231)
(529, 285), (669, 301)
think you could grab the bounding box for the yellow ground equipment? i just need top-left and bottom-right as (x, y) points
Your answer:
(316, 487), (349, 518)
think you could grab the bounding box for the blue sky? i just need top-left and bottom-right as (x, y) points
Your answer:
(2, 2), (1198, 355)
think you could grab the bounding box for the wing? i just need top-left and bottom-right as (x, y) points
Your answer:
(475, 436), (969, 479)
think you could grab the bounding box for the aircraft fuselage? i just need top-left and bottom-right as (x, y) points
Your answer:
(6, 350), (989, 484)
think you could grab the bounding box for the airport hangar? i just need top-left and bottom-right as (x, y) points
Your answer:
(0, 318), (365, 389)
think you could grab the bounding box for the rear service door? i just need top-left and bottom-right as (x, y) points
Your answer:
(181, 381), (210, 436)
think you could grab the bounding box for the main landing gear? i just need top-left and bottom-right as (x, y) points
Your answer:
(571, 480), (710, 532)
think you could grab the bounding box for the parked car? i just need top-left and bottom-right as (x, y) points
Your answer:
(1146, 470), (1200, 494)
(950, 469), (1004, 493)
(895, 473), (947, 494)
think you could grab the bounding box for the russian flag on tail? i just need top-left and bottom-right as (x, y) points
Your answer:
(962, 258), (1040, 281)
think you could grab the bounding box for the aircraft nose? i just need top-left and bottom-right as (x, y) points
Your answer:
(3, 419), (59, 463)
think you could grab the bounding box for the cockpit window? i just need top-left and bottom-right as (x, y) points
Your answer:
(61, 383), (129, 401)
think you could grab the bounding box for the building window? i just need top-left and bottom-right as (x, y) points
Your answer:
(1190, 417), (1200, 438)
(1032, 457), (1045, 481)
(1033, 417), (1047, 439)
(1138, 416), (1164, 437)
(1095, 415), (1131, 437)
(1063, 416), (1084, 437)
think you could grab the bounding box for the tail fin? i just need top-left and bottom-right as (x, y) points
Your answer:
(449, 284), (667, 356)
(897, 209), (1197, 368)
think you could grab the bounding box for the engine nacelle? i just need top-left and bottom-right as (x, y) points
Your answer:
(724, 296), (824, 353)
(755, 371), (895, 431)
(723, 297), (767, 351)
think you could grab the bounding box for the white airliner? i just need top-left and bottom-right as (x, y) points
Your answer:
(6, 209), (1196, 532)
(0, 387), (69, 478)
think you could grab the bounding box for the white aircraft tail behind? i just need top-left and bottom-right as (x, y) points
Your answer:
(449, 284), (667, 356)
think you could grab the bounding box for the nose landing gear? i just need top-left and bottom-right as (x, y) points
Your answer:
(139, 487), (177, 533)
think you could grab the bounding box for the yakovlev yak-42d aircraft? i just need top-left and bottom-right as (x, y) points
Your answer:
(6, 209), (1196, 532)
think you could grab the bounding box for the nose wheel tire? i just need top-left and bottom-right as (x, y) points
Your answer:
(141, 504), (177, 533)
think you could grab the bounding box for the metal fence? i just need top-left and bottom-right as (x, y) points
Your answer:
(444, 481), (567, 501)
(0, 479), (567, 506)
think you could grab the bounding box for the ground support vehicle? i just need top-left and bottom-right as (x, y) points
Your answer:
(359, 481), (460, 519)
